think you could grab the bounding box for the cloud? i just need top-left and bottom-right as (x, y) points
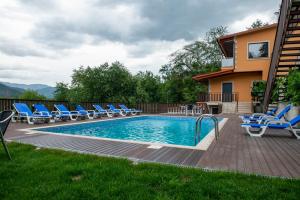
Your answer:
(0, 38), (46, 57)
(0, 0), (281, 85)
(0, 64), (49, 72)
(126, 39), (188, 58)
(27, 0), (280, 51)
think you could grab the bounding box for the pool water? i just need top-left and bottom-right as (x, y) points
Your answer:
(36, 116), (222, 147)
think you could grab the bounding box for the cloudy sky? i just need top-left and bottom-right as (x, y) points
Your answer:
(0, 0), (280, 86)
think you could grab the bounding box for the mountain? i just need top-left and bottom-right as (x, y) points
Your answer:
(1, 82), (56, 98)
(36, 87), (56, 98)
(1, 82), (50, 90)
(0, 83), (24, 98)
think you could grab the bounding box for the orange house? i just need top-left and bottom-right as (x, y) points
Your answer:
(193, 24), (277, 113)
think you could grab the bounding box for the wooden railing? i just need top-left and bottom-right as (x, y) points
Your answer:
(198, 93), (239, 102)
(0, 98), (184, 114)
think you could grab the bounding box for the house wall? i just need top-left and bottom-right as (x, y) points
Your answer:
(209, 71), (262, 102)
(226, 26), (276, 80)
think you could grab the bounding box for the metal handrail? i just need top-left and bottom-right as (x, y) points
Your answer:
(194, 114), (219, 145)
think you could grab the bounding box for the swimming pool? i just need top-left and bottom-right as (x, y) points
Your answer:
(35, 116), (223, 147)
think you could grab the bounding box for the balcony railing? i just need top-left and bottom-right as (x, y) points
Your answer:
(221, 58), (234, 68)
(198, 92), (239, 102)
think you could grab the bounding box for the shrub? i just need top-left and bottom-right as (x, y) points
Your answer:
(287, 69), (300, 105)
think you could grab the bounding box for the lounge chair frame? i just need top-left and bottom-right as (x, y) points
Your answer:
(54, 104), (81, 121)
(0, 111), (14, 160)
(76, 105), (96, 119)
(242, 119), (300, 139)
(93, 105), (114, 118)
(13, 103), (51, 125)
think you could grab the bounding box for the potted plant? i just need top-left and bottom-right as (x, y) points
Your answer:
(251, 81), (266, 113)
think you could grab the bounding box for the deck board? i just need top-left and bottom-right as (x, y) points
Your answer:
(4, 114), (300, 178)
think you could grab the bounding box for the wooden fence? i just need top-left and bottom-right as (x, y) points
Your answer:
(0, 98), (183, 114)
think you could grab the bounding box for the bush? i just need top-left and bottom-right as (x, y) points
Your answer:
(19, 90), (47, 100)
(251, 81), (266, 102)
(287, 69), (300, 105)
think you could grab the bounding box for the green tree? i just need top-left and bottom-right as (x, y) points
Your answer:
(53, 26), (229, 104)
(160, 26), (227, 103)
(247, 19), (269, 29)
(19, 90), (47, 100)
(287, 69), (300, 105)
(63, 62), (135, 103)
(54, 82), (69, 101)
(134, 71), (161, 103)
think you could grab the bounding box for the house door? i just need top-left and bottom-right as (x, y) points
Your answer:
(222, 82), (233, 102)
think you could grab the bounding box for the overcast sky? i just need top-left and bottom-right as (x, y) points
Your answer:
(0, 0), (280, 86)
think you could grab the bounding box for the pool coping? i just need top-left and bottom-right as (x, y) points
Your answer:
(18, 115), (228, 150)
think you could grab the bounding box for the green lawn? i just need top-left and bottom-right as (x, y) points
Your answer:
(0, 143), (299, 200)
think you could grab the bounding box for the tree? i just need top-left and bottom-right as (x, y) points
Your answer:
(54, 82), (69, 101)
(168, 26), (227, 76)
(19, 90), (47, 100)
(57, 62), (136, 103)
(247, 19), (269, 29)
(287, 69), (300, 105)
(134, 71), (161, 103)
(52, 26), (229, 104)
(160, 26), (227, 103)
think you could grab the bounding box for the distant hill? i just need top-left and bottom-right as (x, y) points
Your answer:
(1, 82), (56, 98)
(0, 83), (24, 98)
(36, 87), (56, 98)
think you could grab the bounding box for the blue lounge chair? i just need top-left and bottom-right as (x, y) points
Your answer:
(13, 103), (51, 124)
(54, 104), (84, 121)
(119, 104), (142, 115)
(107, 104), (123, 116)
(93, 104), (114, 117)
(33, 103), (72, 122)
(32, 103), (56, 123)
(239, 107), (278, 122)
(241, 115), (300, 139)
(76, 105), (98, 119)
(240, 104), (291, 124)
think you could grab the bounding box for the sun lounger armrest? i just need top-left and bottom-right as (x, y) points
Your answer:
(266, 119), (287, 125)
(18, 112), (29, 116)
(51, 111), (59, 115)
(59, 111), (71, 114)
(70, 111), (80, 115)
(33, 111), (44, 116)
(262, 116), (279, 122)
(251, 113), (266, 118)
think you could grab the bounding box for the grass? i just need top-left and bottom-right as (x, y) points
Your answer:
(0, 143), (299, 200)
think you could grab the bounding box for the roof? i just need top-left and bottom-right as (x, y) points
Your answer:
(192, 69), (262, 81)
(218, 23), (277, 41)
(192, 69), (234, 81)
(218, 23), (277, 57)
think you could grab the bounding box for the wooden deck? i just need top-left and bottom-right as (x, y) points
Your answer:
(4, 115), (300, 178)
(197, 114), (300, 178)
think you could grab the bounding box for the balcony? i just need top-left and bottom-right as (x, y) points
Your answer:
(221, 58), (234, 68)
(198, 92), (239, 102)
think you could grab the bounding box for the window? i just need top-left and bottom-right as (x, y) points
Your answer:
(248, 42), (269, 59)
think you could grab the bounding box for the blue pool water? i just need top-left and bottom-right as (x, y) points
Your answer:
(36, 116), (222, 147)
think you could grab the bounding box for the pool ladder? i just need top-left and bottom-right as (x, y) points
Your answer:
(194, 114), (219, 145)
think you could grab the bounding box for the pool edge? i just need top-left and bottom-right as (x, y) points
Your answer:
(19, 115), (228, 150)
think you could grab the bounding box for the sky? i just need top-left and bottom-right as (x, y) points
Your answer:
(0, 0), (280, 86)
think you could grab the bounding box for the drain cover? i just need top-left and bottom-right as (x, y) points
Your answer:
(147, 144), (163, 149)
